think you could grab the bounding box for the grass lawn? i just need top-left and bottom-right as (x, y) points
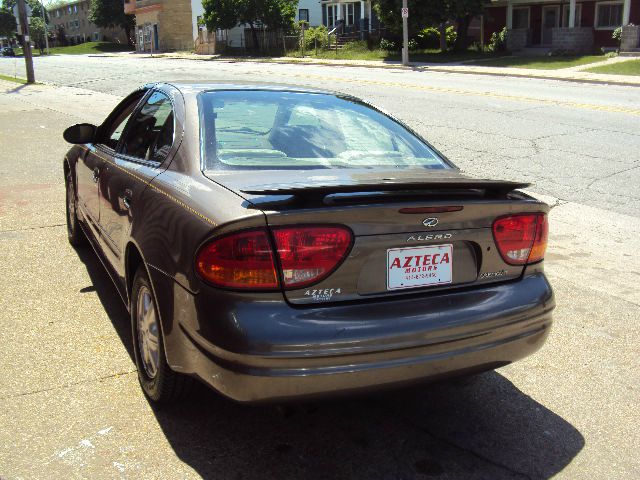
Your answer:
(15, 41), (132, 56)
(467, 55), (605, 69)
(285, 42), (491, 63)
(583, 59), (640, 75)
(0, 74), (27, 84)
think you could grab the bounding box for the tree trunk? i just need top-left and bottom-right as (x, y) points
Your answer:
(249, 22), (259, 52)
(124, 25), (133, 47)
(439, 22), (447, 51)
(454, 15), (471, 51)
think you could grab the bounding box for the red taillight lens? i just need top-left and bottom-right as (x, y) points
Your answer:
(273, 226), (352, 289)
(492, 213), (548, 265)
(196, 229), (278, 289)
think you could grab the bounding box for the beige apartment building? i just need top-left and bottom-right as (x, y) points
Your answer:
(125, 0), (200, 52)
(48, 0), (128, 46)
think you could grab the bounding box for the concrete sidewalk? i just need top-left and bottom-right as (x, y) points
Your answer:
(1, 80), (639, 479)
(97, 50), (640, 87)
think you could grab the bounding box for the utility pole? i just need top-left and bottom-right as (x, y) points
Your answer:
(40, 1), (49, 55)
(17, 0), (35, 83)
(401, 0), (409, 66)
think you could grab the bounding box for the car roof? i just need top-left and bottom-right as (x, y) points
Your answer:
(160, 82), (342, 97)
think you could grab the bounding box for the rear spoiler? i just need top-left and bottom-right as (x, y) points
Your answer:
(241, 179), (530, 201)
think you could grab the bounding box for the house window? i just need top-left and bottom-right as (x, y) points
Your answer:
(73, 5), (77, 13)
(562, 4), (582, 26)
(94, 32), (100, 41)
(512, 7), (530, 29)
(299, 9), (309, 22)
(345, 3), (355, 26)
(595, 2), (623, 28)
(326, 4), (337, 28)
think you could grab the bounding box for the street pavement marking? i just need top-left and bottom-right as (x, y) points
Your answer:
(282, 72), (640, 116)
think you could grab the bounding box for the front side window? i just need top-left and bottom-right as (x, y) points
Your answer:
(200, 91), (447, 171)
(596, 2), (623, 28)
(120, 91), (174, 163)
(99, 91), (146, 150)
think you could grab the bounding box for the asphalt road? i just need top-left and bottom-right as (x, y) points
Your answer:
(0, 57), (639, 479)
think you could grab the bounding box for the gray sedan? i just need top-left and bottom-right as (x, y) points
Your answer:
(62, 83), (554, 404)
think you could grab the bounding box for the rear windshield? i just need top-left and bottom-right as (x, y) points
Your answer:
(199, 90), (449, 170)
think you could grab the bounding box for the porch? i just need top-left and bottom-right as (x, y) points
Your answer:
(320, 1), (380, 38)
(485, 0), (638, 52)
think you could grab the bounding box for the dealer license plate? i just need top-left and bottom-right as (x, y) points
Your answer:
(387, 244), (453, 290)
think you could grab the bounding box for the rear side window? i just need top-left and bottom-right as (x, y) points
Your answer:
(199, 91), (448, 170)
(120, 91), (174, 163)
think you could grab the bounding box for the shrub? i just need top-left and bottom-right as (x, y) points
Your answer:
(379, 38), (396, 51)
(612, 26), (622, 44)
(408, 38), (418, 51)
(340, 40), (369, 52)
(417, 25), (457, 49)
(488, 27), (507, 52)
(302, 25), (328, 50)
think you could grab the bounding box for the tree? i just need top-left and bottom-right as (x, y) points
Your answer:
(372, 0), (431, 37)
(55, 23), (66, 46)
(0, 8), (17, 38)
(202, 0), (240, 31)
(89, 0), (135, 46)
(2, 0), (49, 22)
(373, 0), (489, 51)
(448, 0), (488, 50)
(202, 0), (297, 51)
(29, 14), (45, 53)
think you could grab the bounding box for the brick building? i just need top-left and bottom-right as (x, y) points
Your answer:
(48, 0), (128, 46)
(125, 0), (200, 52)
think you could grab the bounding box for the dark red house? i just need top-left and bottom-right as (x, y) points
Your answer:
(483, 0), (640, 52)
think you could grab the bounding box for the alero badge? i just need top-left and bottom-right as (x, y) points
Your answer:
(422, 218), (439, 227)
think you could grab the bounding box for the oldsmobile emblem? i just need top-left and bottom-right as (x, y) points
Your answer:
(422, 217), (439, 227)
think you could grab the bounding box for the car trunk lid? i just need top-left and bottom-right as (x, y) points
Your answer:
(203, 168), (546, 305)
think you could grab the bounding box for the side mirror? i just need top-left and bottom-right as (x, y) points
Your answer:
(63, 123), (97, 144)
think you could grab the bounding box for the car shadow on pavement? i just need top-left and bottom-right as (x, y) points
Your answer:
(150, 376), (584, 480)
(75, 245), (134, 360)
(76, 245), (584, 480)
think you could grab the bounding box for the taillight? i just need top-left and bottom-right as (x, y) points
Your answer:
(196, 226), (353, 290)
(273, 226), (352, 289)
(196, 229), (278, 289)
(492, 214), (548, 265)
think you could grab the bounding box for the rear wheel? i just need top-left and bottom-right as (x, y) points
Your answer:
(131, 267), (193, 403)
(65, 169), (86, 247)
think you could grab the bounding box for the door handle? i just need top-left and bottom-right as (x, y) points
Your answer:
(93, 167), (100, 183)
(122, 189), (133, 210)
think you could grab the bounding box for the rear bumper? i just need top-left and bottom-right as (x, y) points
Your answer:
(155, 271), (554, 403)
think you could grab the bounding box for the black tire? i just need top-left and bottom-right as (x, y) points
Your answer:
(65, 169), (87, 247)
(131, 266), (193, 403)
